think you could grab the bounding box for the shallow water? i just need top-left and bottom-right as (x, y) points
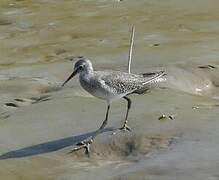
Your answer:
(0, 0), (219, 180)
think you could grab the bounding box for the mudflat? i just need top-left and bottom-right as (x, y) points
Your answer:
(0, 1), (219, 179)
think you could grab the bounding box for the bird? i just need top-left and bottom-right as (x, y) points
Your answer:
(62, 57), (165, 156)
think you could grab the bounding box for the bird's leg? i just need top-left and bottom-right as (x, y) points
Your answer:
(119, 96), (132, 132)
(112, 96), (132, 136)
(69, 104), (110, 156)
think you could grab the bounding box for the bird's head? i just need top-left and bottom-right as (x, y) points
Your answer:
(62, 58), (93, 87)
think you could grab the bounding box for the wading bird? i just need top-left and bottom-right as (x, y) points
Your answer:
(62, 57), (165, 155)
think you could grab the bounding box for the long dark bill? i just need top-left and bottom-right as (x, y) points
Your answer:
(62, 69), (78, 87)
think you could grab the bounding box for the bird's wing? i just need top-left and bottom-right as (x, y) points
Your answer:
(96, 71), (140, 95)
(96, 70), (165, 95)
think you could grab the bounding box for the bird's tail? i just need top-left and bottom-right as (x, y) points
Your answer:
(142, 70), (166, 85)
(133, 70), (166, 95)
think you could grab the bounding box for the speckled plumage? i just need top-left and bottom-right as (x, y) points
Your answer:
(77, 59), (164, 103)
(62, 57), (166, 155)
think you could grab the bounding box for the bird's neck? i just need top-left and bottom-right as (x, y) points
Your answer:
(80, 67), (94, 78)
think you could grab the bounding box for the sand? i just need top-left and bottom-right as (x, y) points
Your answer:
(0, 0), (219, 179)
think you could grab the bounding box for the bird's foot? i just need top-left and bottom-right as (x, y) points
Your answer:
(68, 139), (94, 157)
(112, 124), (132, 135)
(119, 124), (132, 132)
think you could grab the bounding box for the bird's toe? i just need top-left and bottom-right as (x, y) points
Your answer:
(68, 139), (93, 157)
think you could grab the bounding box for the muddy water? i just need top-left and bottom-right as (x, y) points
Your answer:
(0, 0), (219, 180)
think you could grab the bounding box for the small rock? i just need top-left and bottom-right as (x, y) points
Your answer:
(158, 114), (167, 121)
(158, 114), (175, 121)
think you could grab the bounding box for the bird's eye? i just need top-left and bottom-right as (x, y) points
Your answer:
(78, 65), (83, 70)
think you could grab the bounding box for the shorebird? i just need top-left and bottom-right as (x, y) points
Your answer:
(62, 57), (165, 155)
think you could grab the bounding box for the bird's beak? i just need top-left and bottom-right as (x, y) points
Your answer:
(62, 68), (79, 87)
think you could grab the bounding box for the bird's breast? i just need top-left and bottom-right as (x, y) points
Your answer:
(79, 75), (109, 100)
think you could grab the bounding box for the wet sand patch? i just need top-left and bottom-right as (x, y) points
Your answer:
(68, 133), (174, 162)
